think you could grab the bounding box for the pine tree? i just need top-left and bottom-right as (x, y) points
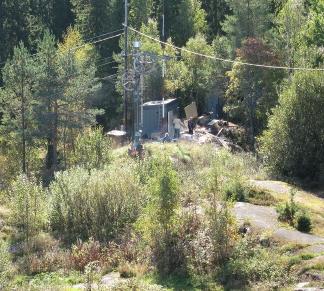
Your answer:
(0, 43), (37, 173)
(35, 29), (101, 180)
(201, 0), (230, 39)
(222, 0), (273, 51)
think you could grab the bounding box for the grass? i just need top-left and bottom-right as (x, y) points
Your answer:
(251, 180), (324, 236)
(11, 271), (84, 290)
(143, 272), (223, 291)
(2, 141), (323, 290)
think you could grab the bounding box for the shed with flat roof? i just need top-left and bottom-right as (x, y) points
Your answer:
(142, 98), (178, 138)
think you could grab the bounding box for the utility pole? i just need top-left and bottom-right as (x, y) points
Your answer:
(161, 3), (166, 129)
(124, 0), (129, 133)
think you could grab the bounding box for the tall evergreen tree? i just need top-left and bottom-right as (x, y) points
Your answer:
(0, 43), (37, 173)
(201, 0), (230, 39)
(222, 0), (273, 52)
(129, 0), (154, 29)
(0, 0), (30, 64)
(35, 29), (101, 180)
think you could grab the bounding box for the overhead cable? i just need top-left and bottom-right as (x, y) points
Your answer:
(127, 26), (324, 72)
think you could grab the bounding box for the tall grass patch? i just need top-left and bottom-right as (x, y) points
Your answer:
(50, 164), (144, 243)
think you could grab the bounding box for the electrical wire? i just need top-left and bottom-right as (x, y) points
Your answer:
(127, 26), (324, 72)
(100, 73), (119, 80)
(97, 60), (118, 68)
(71, 33), (123, 51)
(82, 28), (123, 43)
(0, 30), (123, 66)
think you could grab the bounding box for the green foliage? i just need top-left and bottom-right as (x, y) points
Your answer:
(294, 211), (312, 233)
(276, 190), (299, 223)
(208, 201), (236, 264)
(225, 38), (284, 143)
(137, 156), (182, 275)
(12, 270), (84, 290)
(275, 0), (306, 67)
(259, 71), (324, 180)
(0, 43), (38, 174)
(222, 0), (272, 50)
(8, 175), (48, 243)
(246, 187), (276, 206)
(36, 28), (102, 179)
(68, 127), (112, 171)
(206, 149), (250, 202)
(276, 189), (312, 233)
(223, 238), (292, 289)
(149, 158), (180, 229)
(0, 240), (11, 289)
(223, 181), (246, 202)
(201, 0), (230, 39)
(50, 165), (143, 243)
(181, 34), (215, 112)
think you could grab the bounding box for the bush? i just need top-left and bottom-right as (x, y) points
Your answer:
(118, 262), (137, 278)
(223, 238), (293, 289)
(207, 201), (236, 265)
(276, 189), (299, 223)
(259, 71), (324, 180)
(276, 190), (312, 233)
(223, 180), (246, 202)
(136, 157), (183, 275)
(0, 240), (11, 289)
(67, 127), (112, 171)
(50, 165), (144, 243)
(206, 149), (250, 202)
(71, 238), (102, 271)
(25, 248), (72, 275)
(294, 212), (312, 233)
(8, 175), (48, 244)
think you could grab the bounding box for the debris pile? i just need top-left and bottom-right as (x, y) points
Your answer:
(180, 116), (247, 152)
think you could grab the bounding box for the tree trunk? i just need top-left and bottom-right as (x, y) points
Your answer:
(21, 78), (26, 174)
(47, 100), (58, 180)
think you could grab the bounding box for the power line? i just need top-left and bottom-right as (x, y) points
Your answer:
(0, 30), (123, 66)
(127, 26), (324, 72)
(100, 73), (119, 80)
(71, 33), (123, 51)
(97, 60), (118, 68)
(0, 58), (120, 90)
(83, 28), (123, 43)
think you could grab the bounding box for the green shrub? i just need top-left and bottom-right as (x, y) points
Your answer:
(8, 175), (48, 244)
(67, 127), (112, 171)
(50, 165), (144, 243)
(223, 180), (246, 202)
(276, 189), (299, 224)
(0, 240), (11, 289)
(259, 71), (324, 180)
(13, 270), (84, 289)
(294, 211), (312, 233)
(276, 189), (312, 232)
(136, 157), (183, 275)
(208, 201), (236, 265)
(224, 238), (293, 289)
(206, 149), (250, 202)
